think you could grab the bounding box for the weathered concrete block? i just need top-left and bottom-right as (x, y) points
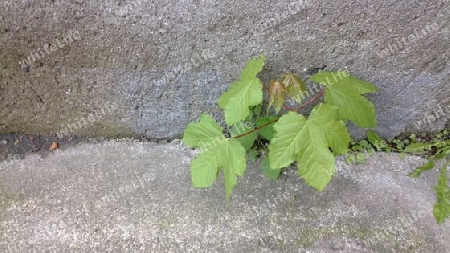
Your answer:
(0, 0), (449, 139)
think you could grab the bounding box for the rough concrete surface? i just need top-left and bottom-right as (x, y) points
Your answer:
(0, 1), (449, 139)
(0, 140), (449, 252)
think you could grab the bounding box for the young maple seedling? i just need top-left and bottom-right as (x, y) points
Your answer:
(182, 54), (378, 200)
(182, 54), (450, 224)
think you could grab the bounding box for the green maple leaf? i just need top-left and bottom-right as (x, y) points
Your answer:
(182, 114), (246, 200)
(218, 54), (265, 126)
(191, 138), (246, 200)
(269, 103), (351, 191)
(310, 71), (378, 128)
(433, 164), (450, 224)
(219, 139), (247, 198)
(182, 114), (223, 148)
(190, 147), (221, 187)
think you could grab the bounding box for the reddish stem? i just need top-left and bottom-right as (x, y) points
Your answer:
(234, 88), (326, 139)
(233, 118), (279, 139)
(283, 89), (325, 111)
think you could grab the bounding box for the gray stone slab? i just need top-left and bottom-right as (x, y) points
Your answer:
(0, 140), (449, 252)
(0, 1), (449, 139)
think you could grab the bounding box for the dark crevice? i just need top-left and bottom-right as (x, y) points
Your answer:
(30, 87), (45, 104)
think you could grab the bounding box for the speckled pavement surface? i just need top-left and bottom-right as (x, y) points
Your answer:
(1, 140), (449, 252)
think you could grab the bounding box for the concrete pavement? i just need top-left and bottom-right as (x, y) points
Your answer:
(1, 139), (449, 252)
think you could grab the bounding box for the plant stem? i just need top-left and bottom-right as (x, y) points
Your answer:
(233, 89), (326, 139)
(283, 89), (325, 111)
(233, 118), (279, 139)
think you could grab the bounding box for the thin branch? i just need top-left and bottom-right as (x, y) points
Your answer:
(234, 88), (326, 139)
(233, 118), (278, 139)
(283, 89), (325, 111)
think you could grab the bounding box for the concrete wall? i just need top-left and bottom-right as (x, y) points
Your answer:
(1, 0), (449, 139)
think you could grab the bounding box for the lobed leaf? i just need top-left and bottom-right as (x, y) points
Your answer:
(269, 103), (351, 190)
(191, 138), (247, 200)
(183, 114), (247, 200)
(182, 114), (224, 148)
(310, 71), (378, 128)
(218, 139), (247, 199)
(191, 147), (221, 187)
(269, 111), (307, 170)
(310, 104), (351, 155)
(218, 54), (265, 126)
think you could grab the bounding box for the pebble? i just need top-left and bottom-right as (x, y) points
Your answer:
(1, 140), (7, 145)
